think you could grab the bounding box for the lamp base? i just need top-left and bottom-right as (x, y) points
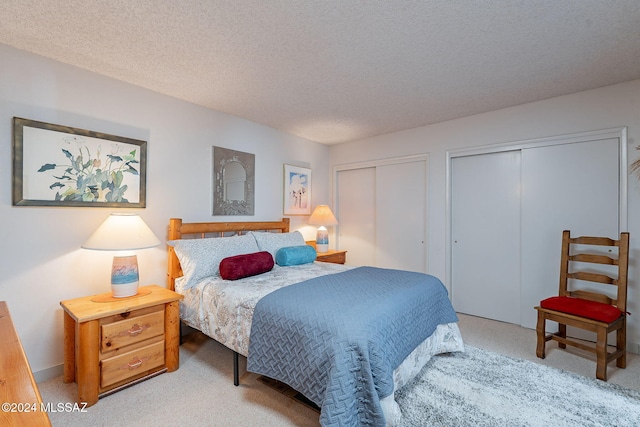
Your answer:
(111, 254), (140, 298)
(111, 282), (139, 298)
(316, 226), (329, 253)
(316, 243), (329, 253)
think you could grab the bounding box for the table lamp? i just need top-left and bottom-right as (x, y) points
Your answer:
(82, 213), (161, 297)
(308, 205), (338, 253)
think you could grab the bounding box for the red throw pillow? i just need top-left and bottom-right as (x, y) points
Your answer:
(219, 251), (274, 280)
(540, 296), (622, 323)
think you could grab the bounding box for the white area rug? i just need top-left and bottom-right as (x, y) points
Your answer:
(395, 346), (640, 427)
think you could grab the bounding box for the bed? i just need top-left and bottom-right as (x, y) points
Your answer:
(167, 217), (464, 427)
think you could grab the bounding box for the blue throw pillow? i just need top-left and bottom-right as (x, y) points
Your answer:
(275, 245), (317, 266)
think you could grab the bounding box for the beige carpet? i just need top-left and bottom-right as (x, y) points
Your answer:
(38, 314), (640, 426)
(40, 332), (321, 426)
(456, 314), (640, 391)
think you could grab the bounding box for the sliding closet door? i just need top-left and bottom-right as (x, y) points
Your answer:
(335, 156), (428, 271)
(450, 150), (522, 324)
(450, 132), (623, 328)
(336, 167), (376, 266)
(519, 139), (620, 328)
(376, 160), (427, 272)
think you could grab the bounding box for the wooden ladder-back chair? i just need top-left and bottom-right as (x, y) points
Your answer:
(535, 230), (630, 381)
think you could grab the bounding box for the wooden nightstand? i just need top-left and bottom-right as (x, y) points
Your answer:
(60, 285), (183, 406)
(315, 249), (347, 264)
(306, 240), (347, 264)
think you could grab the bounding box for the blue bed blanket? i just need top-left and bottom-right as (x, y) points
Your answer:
(247, 266), (458, 427)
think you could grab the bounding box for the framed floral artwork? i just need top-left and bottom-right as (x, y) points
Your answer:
(283, 164), (311, 215)
(12, 117), (147, 207)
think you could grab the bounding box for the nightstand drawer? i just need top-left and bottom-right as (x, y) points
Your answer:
(101, 309), (164, 352)
(101, 340), (165, 388)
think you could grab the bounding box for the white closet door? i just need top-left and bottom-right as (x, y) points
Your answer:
(376, 160), (427, 272)
(335, 157), (428, 271)
(451, 150), (522, 323)
(451, 136), (621, 328)
(336, 167), (376, 266)
(520, 139), (620, 328)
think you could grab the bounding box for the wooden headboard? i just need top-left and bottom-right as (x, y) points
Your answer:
(167, 217), (290, 290)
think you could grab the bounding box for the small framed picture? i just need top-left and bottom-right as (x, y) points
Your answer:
(12, 117), (147, 208)
(283, 164), (311, 215)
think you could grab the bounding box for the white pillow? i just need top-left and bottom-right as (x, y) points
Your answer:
(167, 234), (259, 289)
(249, 231), (306, 260)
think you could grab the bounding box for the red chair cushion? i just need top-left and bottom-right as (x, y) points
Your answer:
(219, 251), (274, 280)
(540, 296), (622, 323)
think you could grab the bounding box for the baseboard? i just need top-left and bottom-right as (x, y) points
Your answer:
(34, 364), (63, 383)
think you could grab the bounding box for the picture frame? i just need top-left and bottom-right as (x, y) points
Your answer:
(283, 164), (311, 215)
(212, 146), (255, 215)
(12, 117), (147, 208)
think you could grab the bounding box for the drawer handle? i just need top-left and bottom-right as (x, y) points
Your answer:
(127, 324), (145, 337)
(128, 358), (143, 370)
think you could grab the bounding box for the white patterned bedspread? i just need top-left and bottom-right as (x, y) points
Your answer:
(176, 262), (464, 426)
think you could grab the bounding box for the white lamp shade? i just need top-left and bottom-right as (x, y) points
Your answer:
(82, 214), (161, 298)
(308, 205), (338, 253)
(308, 205), (338, 226)
(82, 213), (161, 251)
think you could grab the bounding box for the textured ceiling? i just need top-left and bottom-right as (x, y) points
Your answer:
(1, 1), (639, 144)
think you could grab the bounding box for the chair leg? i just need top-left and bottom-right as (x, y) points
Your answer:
(596, 327), (608, 381)
(617, 322), (627, 369)
(536, 310), (546, 359)
(558, 323), (567, 349)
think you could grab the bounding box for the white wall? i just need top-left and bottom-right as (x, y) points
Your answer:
(4, 41), (639, 378)
(0, 44), (331, 376)
(330, 80), (640, 352)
